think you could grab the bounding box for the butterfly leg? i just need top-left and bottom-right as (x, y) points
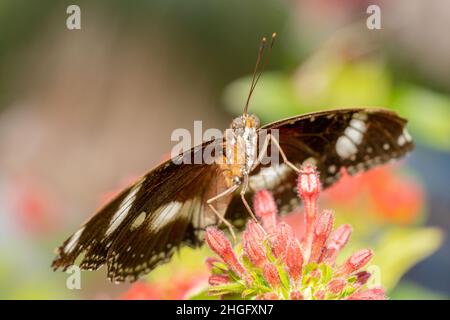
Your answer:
(240, 175), (267, 235)
(207, 184), (239, 241)
(270, 134), (301, 173)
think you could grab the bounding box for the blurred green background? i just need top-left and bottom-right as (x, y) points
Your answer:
(0, 0), (448, 299)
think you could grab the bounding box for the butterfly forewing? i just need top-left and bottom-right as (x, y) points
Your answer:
(226, 108), (414, 218)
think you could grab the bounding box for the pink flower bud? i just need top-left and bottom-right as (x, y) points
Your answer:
(243, 274), (254, 287)
(347, 287), (386, 300)
(290, 290), (303, 300)
(261, 292), (279, 300)
(314, 290), (325, 300)
(263, 263), (281, 287)
(254, 190), (278, 232)
(208, 274), (229, 286)
(336, 249), (373, 277)
(327, 278), (346, 294)
(321, 224), (352, 264)
(355, 271), (371, 286)
(270, 222), (294, 258)
(297, 164), (321, 199)
(246, 219), (265, 241)
(242, 222), (267, 267)
(309, 210), (334, 263)
(205, 257), (222, 271)
(285, 238), (303, 281)
(205, 227), (246, 277)
(297, 165), (321, 261)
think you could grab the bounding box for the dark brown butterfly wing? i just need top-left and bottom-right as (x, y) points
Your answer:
(225, 108), (414, 220)
(52, 140), (232, 282)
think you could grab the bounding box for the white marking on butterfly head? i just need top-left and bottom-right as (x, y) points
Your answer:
(227, 114), (260, 174)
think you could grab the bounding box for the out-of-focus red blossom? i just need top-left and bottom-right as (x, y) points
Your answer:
(347, 287), (386, 300)
(205, 164), (386, 300)
(290, 290), (304, 300)
(120, 282), (162, 300)
(9, 177), (60, 234)
(259, 292), (279, 300)
(323, 166), (423, 224)
(120, 273), (207, 300)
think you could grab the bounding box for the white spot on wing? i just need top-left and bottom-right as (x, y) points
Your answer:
(130, 211), (146, 230)
(64, 226), (85, 254)
(397, 128), (412, 146)
(328, 165), (337, 174)
(403, 128), (412, 142)
(149, 201), (183, 231)
(352, 112), (368, 121)
(350, 119), (366, 132)
(344, 127), (364, 145)
(336, 136), (358, 159)
(105, 180), (143, 236)
(249, 163), (291, 190)
(397, 135), (406, 146)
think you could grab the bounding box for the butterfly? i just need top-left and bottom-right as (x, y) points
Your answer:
(52, 34), (414, 282)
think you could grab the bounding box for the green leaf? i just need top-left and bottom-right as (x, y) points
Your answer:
(319, 263), (332, 284)
(390, 281), (449, 300)
(223, 72), (301, 122)
(241, 288), (255, 298)
(303, 262), (318, 275)
(208, 282), (245, 296)
(371, 227), (443, 291)
(392, 84), (450, 151)
(278, 266), (291, 290)
(187, 289), (217, 300)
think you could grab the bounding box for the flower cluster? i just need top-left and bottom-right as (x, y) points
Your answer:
(205, 164), (386, 300)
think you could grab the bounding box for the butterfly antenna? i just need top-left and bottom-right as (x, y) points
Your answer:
(243, 36), (267, 115)
(243, 33), (277, 116)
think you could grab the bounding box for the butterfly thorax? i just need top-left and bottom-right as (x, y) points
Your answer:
(221, 114), (260, 186)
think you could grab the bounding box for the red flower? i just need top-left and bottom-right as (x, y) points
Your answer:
(120, 282), (162, 300)
(205, 165), (385, 300)
(324, 166), (423, 224)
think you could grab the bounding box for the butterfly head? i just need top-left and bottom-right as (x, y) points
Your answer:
(231, 114), (260, 133)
